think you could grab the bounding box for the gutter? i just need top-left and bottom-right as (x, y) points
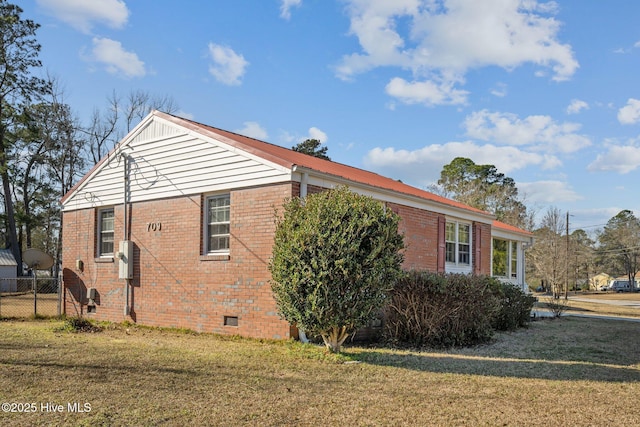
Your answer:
(291, 165), (496, 224)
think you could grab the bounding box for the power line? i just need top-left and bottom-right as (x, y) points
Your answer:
(595, 245), (640, 255)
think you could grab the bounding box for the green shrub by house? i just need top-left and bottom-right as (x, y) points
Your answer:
(269, 186), (404, 353)
(383, 271), (501, 347)
(490, 279), (537, 331)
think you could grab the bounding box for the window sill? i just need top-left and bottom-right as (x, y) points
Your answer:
(94, 257), (114, 263)
(200, 254), (230, 262)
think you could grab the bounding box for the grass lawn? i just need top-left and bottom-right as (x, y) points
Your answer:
(0, 317), (638, 426)
(0, 293), (59, 318)
(535, 292), (640, 318)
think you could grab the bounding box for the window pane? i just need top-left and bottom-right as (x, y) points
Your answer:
(445, 223), (456, 242)
(458, 224), (470, 244)
(493, 239), (507, 276)
(101, 233), (114, 255)
(101, 210), (114, 232)
(458, 243), (470, 265)
(209, 236), (229, 252)
(210, 224), (229, 235)
(446, 242), (456, 263)
(510, 242), (518, 278)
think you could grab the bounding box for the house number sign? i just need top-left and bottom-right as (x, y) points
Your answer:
(146, 222), (162, 232)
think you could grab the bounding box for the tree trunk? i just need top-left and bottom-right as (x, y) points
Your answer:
(0, 125), (22, 275)
(322, 326), (350, 353)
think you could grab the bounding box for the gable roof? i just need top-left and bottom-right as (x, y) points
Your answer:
(492, 220), (533, 238)
(61, 110), (531, 236)
(0, 249), (17, 266)
(157, 111), (491, 216)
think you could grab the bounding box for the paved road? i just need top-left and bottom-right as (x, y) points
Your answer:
(568, 296), (640, 308)
(531, 310), (640, 322)
(532, 294), (640, 322)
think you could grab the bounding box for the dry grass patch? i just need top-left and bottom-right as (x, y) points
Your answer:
(0, 317), (638, 426)
(534, 292), (640, 318)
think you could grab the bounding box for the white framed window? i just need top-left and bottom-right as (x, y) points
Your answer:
(205, 194), (230, 254)
(445, 221), (471, 266)
(492, 238), (519, 279)
(510, 242), (518, 279)
(98, 208), (114, 257)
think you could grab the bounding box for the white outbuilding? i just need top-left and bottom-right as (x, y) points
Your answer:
(0, 249), (18, 292)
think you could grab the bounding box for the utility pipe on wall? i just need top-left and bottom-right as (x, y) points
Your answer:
(300, 172), (308, 199)
(298, 171), (309, 343)
(121, 152), (130, 317)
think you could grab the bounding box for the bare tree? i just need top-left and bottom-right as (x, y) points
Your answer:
(124, 89), (179, 133)
(85, 91), (120, 165)
(570, 229), (595, 291)
(527, 207), (567, 299)
(85, 89), (179, 166)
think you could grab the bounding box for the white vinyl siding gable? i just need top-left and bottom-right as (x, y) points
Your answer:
(62, 117), (291, 211)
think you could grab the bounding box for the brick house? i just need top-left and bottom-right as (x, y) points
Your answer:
(61, 111), (533, 339)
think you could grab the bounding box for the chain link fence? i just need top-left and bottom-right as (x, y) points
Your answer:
(0, 277), (61, 318)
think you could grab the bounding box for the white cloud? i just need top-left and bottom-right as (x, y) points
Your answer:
(90, 37), (146, 78)
(279, 127), (328, 145)
(570, 207), (635, 231)
(235, 122), (268, 140)
(363, 141), (560, 187)
(567, 99), (589, 115)
(335, 1), (418, 79)
(463, 110), (591, 153)
(337, 0), (578, 105)
(385, 77), (469, 106)
(490, 82), (508, 98)
(36, 0), (129, 33)
(518, 180), (582, 203)
(207, 43), (249, 86)
(279, 130), (296, 144)
(280, 0), (302, 20)
(588, 144), (640, 174)
(617, 98), (640, 125)
(305, 127), (328, 143)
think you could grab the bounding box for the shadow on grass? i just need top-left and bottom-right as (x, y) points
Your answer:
(345, 317), (640, 383)
(345, 349), (640, 383)
(0, 358), (199, 377)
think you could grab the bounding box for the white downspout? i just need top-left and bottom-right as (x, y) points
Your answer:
(122, 152), (130, 317)
(298, 171), (309, 343)
(522, 237), (533, 293)
(300, 171), (308, 199)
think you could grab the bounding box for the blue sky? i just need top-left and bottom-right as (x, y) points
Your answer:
(20, 0), (640, 231)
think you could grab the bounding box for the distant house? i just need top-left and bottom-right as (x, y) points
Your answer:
(0, 249), (18, 292)
(588, 272), (612, 291)
(60, 111), (533, 339)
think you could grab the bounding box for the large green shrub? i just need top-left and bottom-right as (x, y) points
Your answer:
(490, 279), (537, 331)
(269, 186), (404, 353)
(383, 271), (500, 347)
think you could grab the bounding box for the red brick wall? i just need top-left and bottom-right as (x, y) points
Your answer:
(62, 181), (493, 339)
(62, 183), (294, 339)
(387, 202), (441, 271)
